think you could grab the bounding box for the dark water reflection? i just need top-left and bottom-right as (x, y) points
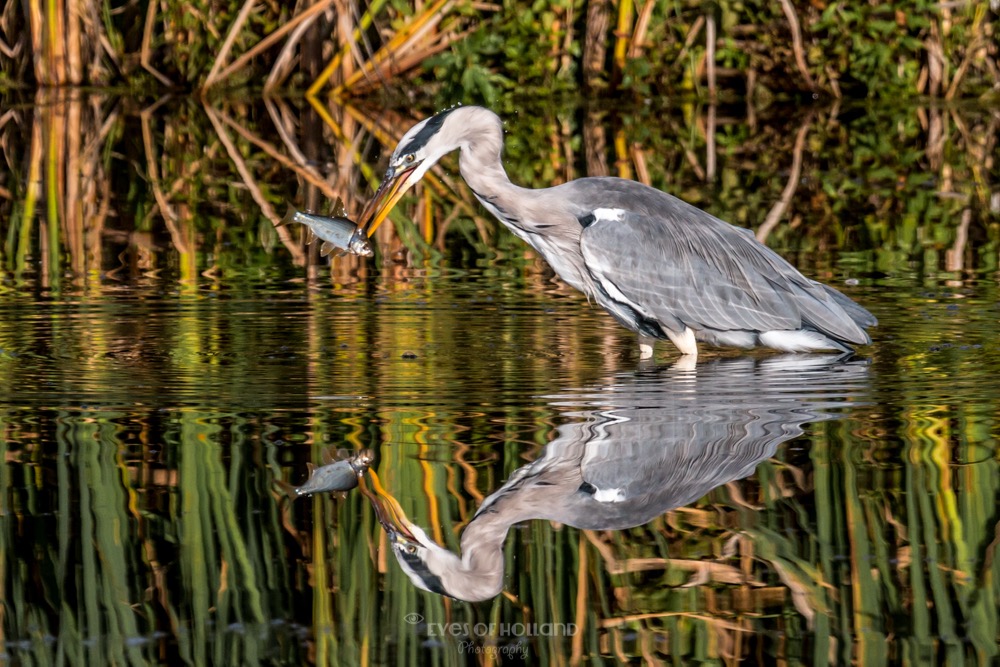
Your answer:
(373, 356), (870, 603)
(0, 94), (998, 665)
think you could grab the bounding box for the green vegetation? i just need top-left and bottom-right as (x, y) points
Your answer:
(0, 7), (998, 662)
(2, 0), (997, 99)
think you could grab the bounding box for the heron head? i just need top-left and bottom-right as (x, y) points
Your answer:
(368, 479), (504, 601)
(359, 106), (499, 236)
(388, 523), (467, 598)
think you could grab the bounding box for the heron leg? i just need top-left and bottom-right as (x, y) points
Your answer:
(666, 327), (699, 358)
(638, 335), (656, 360)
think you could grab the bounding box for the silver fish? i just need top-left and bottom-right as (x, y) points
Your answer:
(278, 449), (375, 499)
(278, 197), (373, 257)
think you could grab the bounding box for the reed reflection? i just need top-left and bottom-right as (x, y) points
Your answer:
(368, 355), (870, 602)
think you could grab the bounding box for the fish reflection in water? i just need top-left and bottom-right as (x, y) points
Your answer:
(369, 355), (870, 602)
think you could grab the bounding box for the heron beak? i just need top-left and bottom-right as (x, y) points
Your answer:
(360, 469), (418, 542)
(359, 165), (420, 237)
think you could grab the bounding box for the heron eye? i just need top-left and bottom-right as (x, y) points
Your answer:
(404, 154), (415, 164)
(405, 544), (417, 554)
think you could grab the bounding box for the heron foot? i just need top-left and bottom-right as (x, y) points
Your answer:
(666, 327), (699, 358)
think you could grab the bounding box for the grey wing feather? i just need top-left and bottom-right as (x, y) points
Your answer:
(580, 207), (872, 344)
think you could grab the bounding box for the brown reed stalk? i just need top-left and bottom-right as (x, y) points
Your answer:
(333, 0), (455, 95)
(202, 0), (259, 90)
(307, 0), (390, 96)
(141, 0), (173, 86)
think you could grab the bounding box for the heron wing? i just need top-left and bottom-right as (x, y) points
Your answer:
(579, 206), (872, 343)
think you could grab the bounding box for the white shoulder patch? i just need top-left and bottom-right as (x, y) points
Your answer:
(592, 208), (626, 222)
(592, 487), (626, 503)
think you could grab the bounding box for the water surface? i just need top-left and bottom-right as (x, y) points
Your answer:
(0, 95), (998, 665)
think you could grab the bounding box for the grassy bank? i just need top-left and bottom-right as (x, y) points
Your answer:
(1, 0), (997, 100)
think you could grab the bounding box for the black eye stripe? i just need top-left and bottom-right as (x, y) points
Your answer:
(399, 108), (458, 156)
(398, 548), (450, 597)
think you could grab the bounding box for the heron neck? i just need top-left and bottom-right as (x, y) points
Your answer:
(428, 521), (507, 601)
(457, 132), (528, 210)
(455, 124), (591, 293)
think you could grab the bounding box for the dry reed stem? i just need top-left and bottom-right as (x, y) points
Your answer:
(627, 0), (654, 59)
(346, 28), (475, 95)
(945, 209), (971, 272)
(706, 13), (716, 98)
(756, 116), (811, 242)
(601, 612), (749, 633)
(203, 105), (306, 264)
(334, 0), (454, 95)
(48, 0), (67, 84)
(0, 0), (24, 59)
(213, 104), (340, 199)
(203, 0), (258, 90)
(264, 12), (318, 93)
(307, 0), (391, 96)
(769, 559), (817, 629)
(583, 0), (610, 87)
(945, 5), (987, 100)
(559, 2), (574, 75)
(705, 104), (716, 179)
(778, 0), (816, 90)
(629, 144), (650, 186)
(28, 0), (45, 83)
(139, 98), (188, 254)
(0, 37), (20, 59)
(141, 0), (173, 86)
(675, 15), (704, 67)
(67, 0), (81, 83)
(263, 98), (314, 167)
(926, 22), (946, 96)
(214, 0), (338, 89)
(431, 206), (461, 249)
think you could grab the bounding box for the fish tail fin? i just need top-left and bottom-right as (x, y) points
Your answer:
(275, 480), (300, 500)
(277, 207), (297, 228)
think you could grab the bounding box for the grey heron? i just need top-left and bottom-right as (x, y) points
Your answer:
(359, 106), (876, 359)
(367, 355), (870, 602)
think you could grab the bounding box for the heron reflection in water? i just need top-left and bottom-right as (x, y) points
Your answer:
(366, 356), (869, 602)
(359, 106), (876, 359)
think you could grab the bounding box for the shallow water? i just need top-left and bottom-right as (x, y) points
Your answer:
(0, 95), (998, 665)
